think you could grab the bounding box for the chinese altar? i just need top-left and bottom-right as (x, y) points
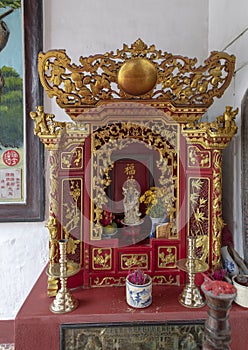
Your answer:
(31, 39), (238, 295)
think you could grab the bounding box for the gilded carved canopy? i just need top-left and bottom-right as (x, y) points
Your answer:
(38, 38), (235, 118)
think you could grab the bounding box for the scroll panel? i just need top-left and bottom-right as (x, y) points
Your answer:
(186, 143), (214, 270)
(57, 142), (85, 287)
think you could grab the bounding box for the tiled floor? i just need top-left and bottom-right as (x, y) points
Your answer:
(0, 345), (14, 350)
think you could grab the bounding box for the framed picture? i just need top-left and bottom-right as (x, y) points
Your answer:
(0, 0), (44, 221)
(60, 321), (205, 350)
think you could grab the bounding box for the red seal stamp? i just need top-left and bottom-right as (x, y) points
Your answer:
(2, 149), (20, 166)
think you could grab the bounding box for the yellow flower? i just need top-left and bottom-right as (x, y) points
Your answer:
(140, 187), (166, 218)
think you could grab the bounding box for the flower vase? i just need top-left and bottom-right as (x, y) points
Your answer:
(126, 275), (152, 308)
(149, 217), (163, 238)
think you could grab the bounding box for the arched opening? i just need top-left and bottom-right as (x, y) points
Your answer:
(89, 120), (179, 242)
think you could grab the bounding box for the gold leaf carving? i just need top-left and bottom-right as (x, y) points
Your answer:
(188, 178), (210, 263)
(93, 248), (112, 269)
(93, 276), (126, 286)
(152, 275), (179, 285)
(30, 106), (66, 137)
(212, 150), (224, 267)
(158, 247), (177, 268)
(183, 106), (238, 149)
(91, 120), (178, 239)
(38, 39), (235, 112)
(121, 254), (148, 270)
(61, 147), (83, 169)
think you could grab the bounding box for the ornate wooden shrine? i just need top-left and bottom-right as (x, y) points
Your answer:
(31, 39), (238, 295)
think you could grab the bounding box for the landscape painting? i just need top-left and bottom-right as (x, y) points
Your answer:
(0, 0), (24, 203)
(0, 0), (44, 221)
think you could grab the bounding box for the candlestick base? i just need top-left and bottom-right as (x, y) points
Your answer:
(179, 284), (206, 308)
(50, 287), (79, 314)
(177, 236), (209, 308)
(48, 239), (79, 314)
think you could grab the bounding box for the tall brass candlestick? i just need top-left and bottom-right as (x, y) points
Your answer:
(177, 236), (208, 308)
(49, 239), (79, 313)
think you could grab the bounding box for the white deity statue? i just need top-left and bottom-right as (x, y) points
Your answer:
(122, 179), (142, 225)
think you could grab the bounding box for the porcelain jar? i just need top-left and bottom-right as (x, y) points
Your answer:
(232, 275), (248, 308)
(126, 275), (152, 308)
(149, 217), (164, 238)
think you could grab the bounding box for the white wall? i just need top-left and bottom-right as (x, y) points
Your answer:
(208, 0), (248, 257)
(0, 0), (211, 319)
(43, 0), (209, 119)
(0, 223), (48, 319)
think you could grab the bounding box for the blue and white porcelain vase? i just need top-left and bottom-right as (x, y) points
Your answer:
(149, 217), (164, 238)
(221, 245), (239, 277)
(126, 275), (152, 308)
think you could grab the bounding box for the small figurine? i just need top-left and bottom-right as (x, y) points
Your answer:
(46, 216), (58, 265)
(30, 105), (66, 136)
(122, 178), (142, 225)
(30, 105), (50, 135)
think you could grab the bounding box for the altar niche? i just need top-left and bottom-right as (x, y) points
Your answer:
(85, 112), (182, 287)
(90, 117), (178, 240)
(32, 39), (238, 294)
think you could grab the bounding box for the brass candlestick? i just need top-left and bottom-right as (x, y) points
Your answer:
(48, 239), (79, 313)
(177, 236), (208, 308)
